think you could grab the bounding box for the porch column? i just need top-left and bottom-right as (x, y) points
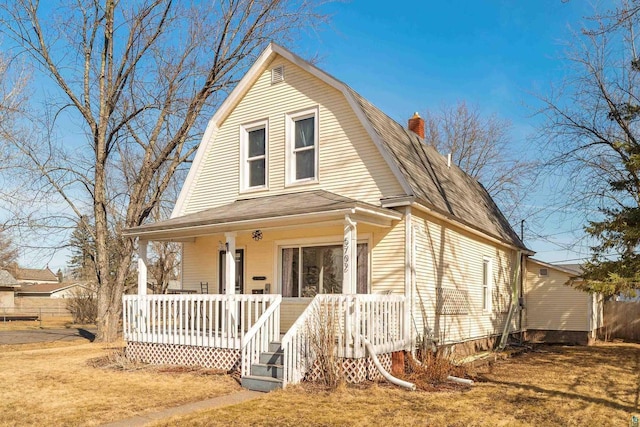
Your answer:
(343, 215), (358, 294)
(137, 239), (148, 295)
(224, 232), (236, 295)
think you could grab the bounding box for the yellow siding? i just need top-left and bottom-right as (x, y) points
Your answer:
(412, 209), (519, 345)
(182, 55), (403, 215)
(525, 260), (590, 331)
(181, 222), (406, 331)
(369, 220), (405, 294)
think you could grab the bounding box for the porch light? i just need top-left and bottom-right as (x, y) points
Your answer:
(252, 230), (263, 241)
(218, 240), (228, 253)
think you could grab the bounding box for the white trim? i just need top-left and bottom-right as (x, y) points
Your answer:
(274, 234), (372, 296)
(239, 119), (269, 193)
(285, 106), (319, 186)
(171, 120), (218, 218)
(404, 206), (413, 350)
(482, 257), (493, 313)
(405, 202), (532, 254)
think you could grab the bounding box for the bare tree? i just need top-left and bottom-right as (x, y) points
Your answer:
(538, 0), (640, 296)
(0, 231), (18, 269)
(0, 0), (328, 341)
(424, 101), (537, 221)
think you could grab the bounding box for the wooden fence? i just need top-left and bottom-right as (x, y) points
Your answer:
(602, 300), (640, 342)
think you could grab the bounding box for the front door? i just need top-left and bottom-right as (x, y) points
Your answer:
(219, 249), (244, 294)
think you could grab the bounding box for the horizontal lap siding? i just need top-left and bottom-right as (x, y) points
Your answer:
(370, 220), (405, 295)
(525, 260), (589, 331)
(412, 210), (518, 345)
(182, 55), (403, 216)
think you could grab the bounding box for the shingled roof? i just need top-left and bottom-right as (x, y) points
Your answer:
(346, 88), (526, 249)
(13, 267), (58, 283)
(0, 270), (19, 286)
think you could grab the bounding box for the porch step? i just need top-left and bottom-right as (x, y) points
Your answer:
(268, 342), (283, 352)
(241, 375), (283, 392)
(259, 350), (283, 365)
(251, 362), (284, 379)
(242, 341), (285, 392)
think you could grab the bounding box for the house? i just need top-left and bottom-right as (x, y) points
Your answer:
(11, 267), (59, 284)
(122, 43), (532, 390)
(16, 282), (92, 299)
(0, 270), (19, 309)
(524, 259), (603, 345)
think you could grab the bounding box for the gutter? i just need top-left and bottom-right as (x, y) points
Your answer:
(382, 198), (534, 255)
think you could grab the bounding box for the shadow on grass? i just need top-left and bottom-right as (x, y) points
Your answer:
(481, 377), (638, 413)
(77, 328), (95, 342)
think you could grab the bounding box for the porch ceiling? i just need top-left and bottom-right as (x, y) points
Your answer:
(123, 190), (403, 241)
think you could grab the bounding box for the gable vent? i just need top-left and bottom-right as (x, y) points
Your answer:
(271, 65), (284, 84)
(539, 268), (548, 277)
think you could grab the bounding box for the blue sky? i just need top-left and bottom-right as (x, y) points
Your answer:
(293, 0), (603, 264)
(22, 0), (604, 270)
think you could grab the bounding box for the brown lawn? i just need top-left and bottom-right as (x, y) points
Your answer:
(0, 342), (241, 427)
(154, 342), (640, 427)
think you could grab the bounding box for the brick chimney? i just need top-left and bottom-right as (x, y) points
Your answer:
(408, 112), (424, 138)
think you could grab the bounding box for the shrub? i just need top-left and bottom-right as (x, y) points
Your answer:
(307, 303), (342, 388)
(66, 286), (97, 324)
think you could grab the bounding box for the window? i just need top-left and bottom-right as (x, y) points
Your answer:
(482, 258), (492, 311)
(240, 120), (268, 191)
(539, 268), (548, 277)
(281, 243), (368, 297)
(286, 108), (318, 185)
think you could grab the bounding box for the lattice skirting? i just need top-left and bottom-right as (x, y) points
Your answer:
(305, 353), (393, 384)
(125, 342), (240, 371)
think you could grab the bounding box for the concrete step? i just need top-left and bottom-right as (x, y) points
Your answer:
(241, 375), (283, 392)
(268, 341), (282, 353)
(259, 351), (283, 365)
(251, 362), (283, 379)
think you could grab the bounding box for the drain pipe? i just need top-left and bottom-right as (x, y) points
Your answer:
(362, 336), (416, 391)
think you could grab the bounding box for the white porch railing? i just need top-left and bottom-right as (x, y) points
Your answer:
(281, 294), (406, 386)
(240, 295), (282, 377)
(122, 294), (280, 349)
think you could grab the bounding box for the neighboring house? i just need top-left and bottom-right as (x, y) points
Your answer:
(12, 267), (59, 284)
(16, 282), (92, 299)
(0, 270), (20, 308)
(122, 43), (533, 390)
(524, 259), (603, 345)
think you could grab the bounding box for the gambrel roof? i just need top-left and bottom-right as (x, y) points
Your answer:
(143, 43), (527, 251)
(347, 89), (526, 249)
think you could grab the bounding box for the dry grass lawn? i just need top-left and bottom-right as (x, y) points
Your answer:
(0, 316), (80, 330)
(154, 342), (640, 427)
(0, 342), (241, 427)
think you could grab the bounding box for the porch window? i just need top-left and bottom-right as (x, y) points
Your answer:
(281, 243), (368, 297)
(286, 107), (318, 185)
(240, 120), (268, 191)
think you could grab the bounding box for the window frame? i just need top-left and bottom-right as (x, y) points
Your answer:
(482, 257), (493, 312)
(276, 235), (371, 298)
(285, 107), (319, 186)
(239, 119), (269, 193)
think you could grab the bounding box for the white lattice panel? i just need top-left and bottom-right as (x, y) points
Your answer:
(305, 353), (394, 384)
(125, 342), (241, 371)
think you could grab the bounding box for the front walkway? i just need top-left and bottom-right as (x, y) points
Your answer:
(100, 390), (263, 427)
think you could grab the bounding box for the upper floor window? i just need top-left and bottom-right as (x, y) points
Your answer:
(482, 258), (493, 312)
(286, 107), (318, 185)
(240, 120), (268, 191)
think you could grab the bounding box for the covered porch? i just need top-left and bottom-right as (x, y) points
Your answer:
(122, 190), (408, 386)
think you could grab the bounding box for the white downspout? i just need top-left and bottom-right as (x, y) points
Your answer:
(362, 336), (416, 391)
